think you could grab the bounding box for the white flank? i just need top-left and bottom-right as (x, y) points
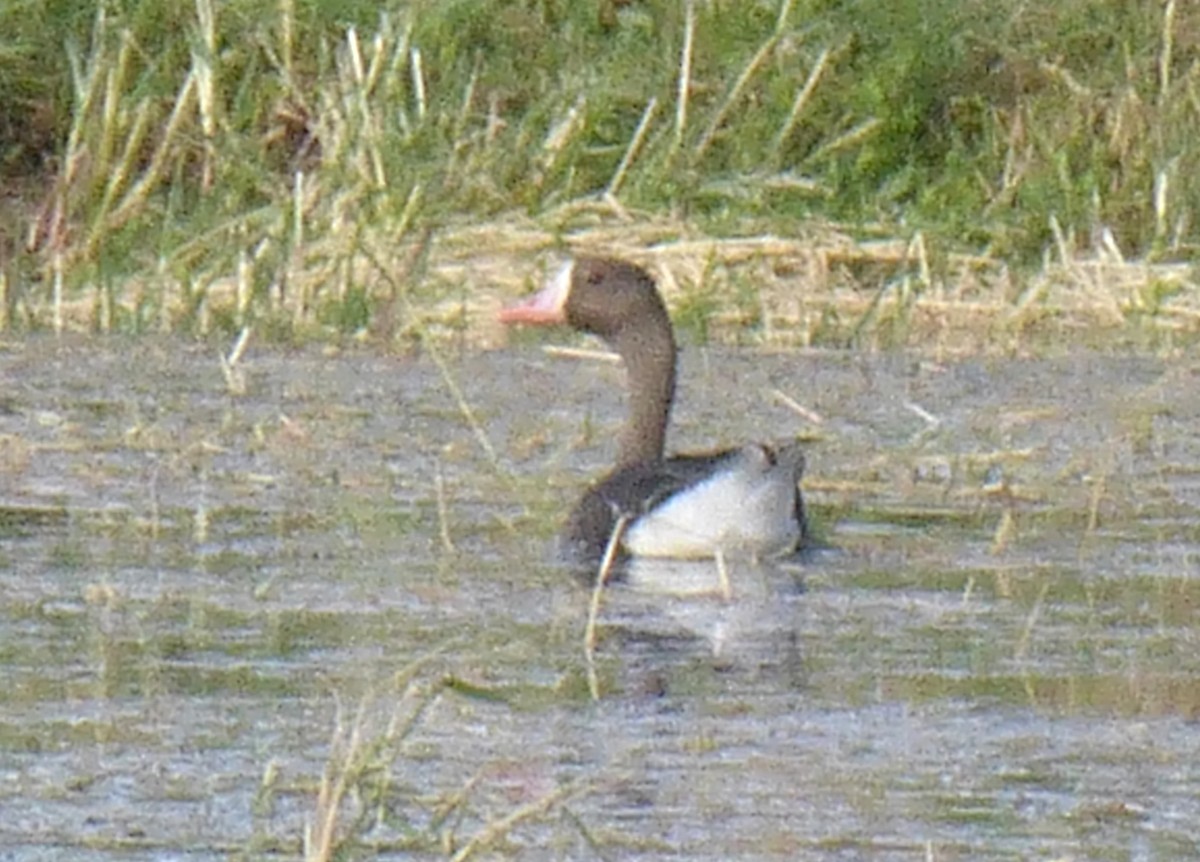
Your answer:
(623, 444), (800, 559)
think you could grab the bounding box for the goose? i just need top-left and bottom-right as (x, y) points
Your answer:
(500, 256), (806, 566)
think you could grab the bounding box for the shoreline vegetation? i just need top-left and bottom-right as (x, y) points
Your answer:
(0, 0), (1196, 351)
(3, 5), (1198, 859)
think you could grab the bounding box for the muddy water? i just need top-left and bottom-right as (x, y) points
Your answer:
(2, 337), (1199, 860)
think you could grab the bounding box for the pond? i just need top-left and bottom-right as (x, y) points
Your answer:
(2, 337), (1198, 860)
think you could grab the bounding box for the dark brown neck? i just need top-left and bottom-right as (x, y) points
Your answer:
(613, 324), (676, 468)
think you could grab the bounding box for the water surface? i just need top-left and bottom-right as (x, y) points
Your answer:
(2, 338), (1198, 859)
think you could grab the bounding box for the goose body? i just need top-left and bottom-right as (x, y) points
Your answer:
(500, 257), (806, 565)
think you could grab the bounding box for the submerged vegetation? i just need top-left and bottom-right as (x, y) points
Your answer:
(6, 6), (1199, 858)
(0, 0), (1196, 344)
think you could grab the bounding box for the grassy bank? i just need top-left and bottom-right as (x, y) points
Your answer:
(0, 0), (1196, 349)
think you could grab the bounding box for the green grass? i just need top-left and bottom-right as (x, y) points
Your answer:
(0, 0), (1197, 343)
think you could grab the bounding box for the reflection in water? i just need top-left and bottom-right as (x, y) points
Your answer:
(2, 341), (1200, 859)
(609, 555), (804, 661)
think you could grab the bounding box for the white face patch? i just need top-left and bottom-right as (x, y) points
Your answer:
(548, 259), (575, 304)
(531, 258), (574, 316)
(498, 259), (575, 324)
